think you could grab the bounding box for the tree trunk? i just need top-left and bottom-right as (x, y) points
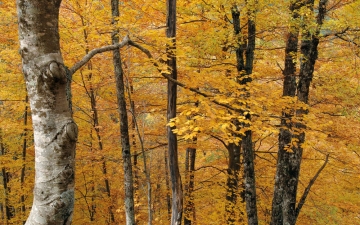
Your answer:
(0, 132), (11, 225)
(20, 95), (29, 224)
(165, 148), (172, 222)
(166, 0), (183, 224)
(129, 80), (140, 223)
(17, 1), (78, 224)
(111, 0), (136, 224)
(225, 143), (241, 225)
(223, 8), (245, 224)
(231, 4), (258, 224)
(271, 1), (328, 224)
(184, 147), (196, 225)
(270, 1), (302, 224)
(242, 3), (258, 224)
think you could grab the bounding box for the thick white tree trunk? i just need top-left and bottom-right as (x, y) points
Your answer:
(17, 1), (78, 224)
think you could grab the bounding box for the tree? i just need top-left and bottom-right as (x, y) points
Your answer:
(111, 0), (136, 224)
(271, 0), (328, 224)
(166, 0), (183, 224)
(5, 0), (360, 224)
(17, 1), (78, 224)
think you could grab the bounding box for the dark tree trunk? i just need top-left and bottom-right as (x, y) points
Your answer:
(130, 81), (140, 223)
(20, 95), (29, 224)
(165, 149), (172, 222)
(271, 1), (328, 224)
(223, 8), (244, 225)
(111, 0), (136, 224)
(270, 1), (302, 224)
(242, 4), (258, 225)
(0, 133), (12, 224)
(166, 0), (183, 224)
(225, 143), (241, 225)
(231, 4), (258, 225)
(184, 147), (196, 225)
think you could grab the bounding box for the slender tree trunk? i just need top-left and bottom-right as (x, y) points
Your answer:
(17, 1), (78, 224)
(20, 95), (29, 224)
(129, 79), (140, 222)
(231, 4), (258, 224)
(166, 0), (183, 224)
(128, 87), (153, 224)
(88, 45), (114, 224)
(165, 149), (172, 221)
(223, 8), (244, 224)
(111, 1), (135, 224)
(242, 2), (258, 224)
(225, 143), (241, 225)
(184, 147), (196, 225)
(0, 132), (10, 225)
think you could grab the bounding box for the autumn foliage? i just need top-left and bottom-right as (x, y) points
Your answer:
(1, 0), (360, 224)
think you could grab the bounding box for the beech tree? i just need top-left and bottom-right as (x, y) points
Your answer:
(4, 0), (359, 224)
(17, 0), (78, 224)
(272, 0), (328, 224)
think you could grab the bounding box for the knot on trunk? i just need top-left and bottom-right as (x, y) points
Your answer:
(42, 61), (66, 84)
(65, 122), (78, 142)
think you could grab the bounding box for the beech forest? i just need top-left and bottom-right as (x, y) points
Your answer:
(0, 0), (360, 224)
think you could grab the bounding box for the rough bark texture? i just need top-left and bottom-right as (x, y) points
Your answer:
(271, 1), (328, 224)
(242, 3), (258, 225)
(223, 8), (244, 225)
(270, 1), (302, 224)
(111, 0), (136, 224)
(17, 1), (78, 224)
(231, 4), (258, 225)
(166, 0), (183, 224)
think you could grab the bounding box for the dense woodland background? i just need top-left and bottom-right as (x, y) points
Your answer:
(1, 0), (360, 224)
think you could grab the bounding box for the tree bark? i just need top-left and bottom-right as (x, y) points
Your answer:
(17, 1), (78, 224)
(231, 4), (258, 224)
(225, 143), (241, 225)
(184, 147), (196, 225)
(20, 95), (29, 224)
(270, 1), (302, 224)
(242, 3), (258, 225)
(166, 0), (183, 224)
(271, 1), (328, 224)
(111, 0), (136, 224)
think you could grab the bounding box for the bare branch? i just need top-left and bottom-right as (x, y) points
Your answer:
(69, 35), (241, 112)
(295, 154), (330, 219)
(69, 35), (130, 74)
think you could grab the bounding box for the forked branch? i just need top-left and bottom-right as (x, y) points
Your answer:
(69, 35), (240, 112)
